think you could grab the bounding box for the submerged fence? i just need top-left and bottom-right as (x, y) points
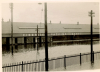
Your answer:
(2, 51), (100, 72)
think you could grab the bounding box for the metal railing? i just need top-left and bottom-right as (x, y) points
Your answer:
(2, 51), (100, 72)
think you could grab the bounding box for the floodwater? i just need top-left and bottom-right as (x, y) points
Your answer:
(2, 41), (100, 65)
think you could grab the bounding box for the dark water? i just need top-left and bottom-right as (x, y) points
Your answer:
(2, 40), (99, 55)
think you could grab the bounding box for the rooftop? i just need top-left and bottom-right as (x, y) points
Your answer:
(2, 21), (100, 34)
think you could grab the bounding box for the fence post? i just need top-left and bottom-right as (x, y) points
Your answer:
(80, 53), (81, 65)
(64, 55), (66, 69)
(22, 61), (23, 72)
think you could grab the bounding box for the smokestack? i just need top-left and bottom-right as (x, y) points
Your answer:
(9, 19), (10, 22)
(77, 22), (79, 25)
(50, 20), (51, 24)
(60, 21), (61, 24)
(2, 18), (4, 24)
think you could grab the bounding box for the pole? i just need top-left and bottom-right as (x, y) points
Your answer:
(10, 3), (13, 55)
(89, 10), (95, 63)
(44, 2), (48, 71)
(37, 25), (38, 51)
(91, 10), (93, 63)
(35, 25), (39, 71)
(80, 53), (81, 65)
(22, 61), (23, 72)
(64, 55), (66, 69)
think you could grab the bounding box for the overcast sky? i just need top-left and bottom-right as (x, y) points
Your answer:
(2, 2), (99, 24)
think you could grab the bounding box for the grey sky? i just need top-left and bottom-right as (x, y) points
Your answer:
(2, 2), (99, 24)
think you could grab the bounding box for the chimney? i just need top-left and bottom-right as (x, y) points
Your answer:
(77, 22), (79, 25)
(50, 20), (51, 24)
(2, 18), (4, 24)
(60, 21), (61, 24)
(9, 19), (10, 22)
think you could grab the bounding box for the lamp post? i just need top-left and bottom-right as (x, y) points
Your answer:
(9, 3), (13, 55)
(88, 10), (95, 63)
(38, 3), (43, 27)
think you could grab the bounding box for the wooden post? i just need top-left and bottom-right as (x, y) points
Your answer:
(22, 61), (23, 72)
(88, 10), (95, 64)
(91, 10), (93, 63)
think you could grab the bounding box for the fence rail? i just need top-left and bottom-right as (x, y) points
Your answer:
(2, 51), (100, 72)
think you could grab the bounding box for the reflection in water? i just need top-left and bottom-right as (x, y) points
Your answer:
(2, 45), (10, 55)
(15, 45), (18, 53)
(91, 63), (94, 69)
(2, 40), (100, 65)
(2, 40), (99, 55)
